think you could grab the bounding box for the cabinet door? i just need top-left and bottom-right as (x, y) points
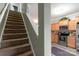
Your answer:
(59, 20), (68, 26)
(67, 36), (76, 48)
(51, 23), (59, 31)
(51, 32), (58, 43)
(68, 20), (76, 30)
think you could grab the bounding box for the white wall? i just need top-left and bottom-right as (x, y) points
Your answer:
(0, 3), (9, 44)
(18, 3), (38, 35)
(0, 4), (6, 14)
(0, 3), (6, 22)
(26, 3), (38, 35)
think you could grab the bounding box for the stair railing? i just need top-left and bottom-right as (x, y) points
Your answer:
(0, 3), (10, 47)
(0, 4), (6, 15)
(21, 13), (38, 56)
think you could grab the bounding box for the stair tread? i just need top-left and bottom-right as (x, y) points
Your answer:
(3, 33), (27, 35)
(4, 29), (26, 34)
(4, 29), (25, 30)
(6, 21), (23, 24)
(3, 33), (27, 40)
(8, 14), (21, 16)
(7, 19), (23, 21)
(6, 21), (23, 23)
(18, 50), (33, 56)
(8, 16), (22, 18)
(0, 43), (30, 51)
(8, 17), (22, 20)
(6, 25), (24, 26)
(8, 15), (21, 17)
(1, 38), (29, 48)
(3, 38), (28, 42)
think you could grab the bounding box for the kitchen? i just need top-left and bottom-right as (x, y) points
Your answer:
(51, 3), (79, 56)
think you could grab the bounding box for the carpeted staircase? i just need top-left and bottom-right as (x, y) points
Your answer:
(0, 10), (33, 56)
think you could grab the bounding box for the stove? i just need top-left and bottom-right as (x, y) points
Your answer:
(59, 26), (69, 42)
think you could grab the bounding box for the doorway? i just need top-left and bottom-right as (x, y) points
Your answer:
(13, 5), (18, 12)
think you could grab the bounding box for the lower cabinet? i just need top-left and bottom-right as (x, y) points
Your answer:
(51, 31), (59, 43)
(67, 36), (76, 48)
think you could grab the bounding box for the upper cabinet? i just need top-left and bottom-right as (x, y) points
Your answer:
(59, 17), (69, 26)
(59, 20), (69, 26)
(75, 16), (79, 23)
(68, 20), (76, 30)
(68, 16), (79, 30)
(51, 23), (59, 31)
(51, 16), (79, 31)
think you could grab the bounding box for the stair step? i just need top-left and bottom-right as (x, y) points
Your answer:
(8, 14), (22, 18)
(9, 12), (21, 16)
(5, 29), (26, 30)
(7, 20), (23, 23)
(7, 20), (22, 22)
(1, 38), (29, 48)
(3, 33), (27, 35)
(18, 51), (33, 56)
(4, 29), (26, 34)
(6, 21), (24, 25)
(8, 16), (22, 20)
(3, 38), (28, 41)
(0, 44), (31, 56)
(8, 13), (21, 16)
(6, 23), (24, 26)
(5, 25), (25, 29)
(8, 15), (22, 19)
(7, 17), (22, 20)
(6, 24), (24, 26)
(9, 14), (21, 16)
(3, 33), (27, 40)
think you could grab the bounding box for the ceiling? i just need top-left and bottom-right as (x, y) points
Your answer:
(51, 3), (79, 23)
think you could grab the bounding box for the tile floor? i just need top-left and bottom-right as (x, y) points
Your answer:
(51, 43), (77, 56)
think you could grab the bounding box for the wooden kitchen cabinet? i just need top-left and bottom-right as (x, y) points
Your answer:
(59, 20), (69, 26)
(51, 23), (59, 31)
(75, 16), (79, 22)
(67, 36), (76, 48)
(68, 20), (76, 30)
(51, 23), (59, 43)
(51, 31), (59, 43)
